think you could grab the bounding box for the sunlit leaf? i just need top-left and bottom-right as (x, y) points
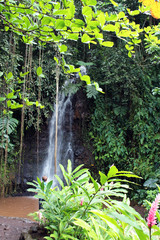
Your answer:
(101, 41), (114, 47)
(0, 97), (6, 102)
(7, 72), (13, 80)
(103, 24), (115, 32)
(55, 19), (65, 29)
(82, 6), (92, 16)
(107, 165), (118, 179)
(37, 66), (42, 76)
(82, 33), (91, 43)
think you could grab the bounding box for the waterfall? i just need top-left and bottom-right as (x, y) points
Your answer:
(42, 66), (86, 184)
(42, 87), (74, 182)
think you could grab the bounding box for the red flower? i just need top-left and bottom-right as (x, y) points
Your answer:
(147, 194), (160, 229)
(80, 197), (84, 206)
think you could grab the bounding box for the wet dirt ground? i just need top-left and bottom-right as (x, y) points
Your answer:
(0, 196), (39, 220)
(0, 196), (147, 240)
(0, 196), (40, 240)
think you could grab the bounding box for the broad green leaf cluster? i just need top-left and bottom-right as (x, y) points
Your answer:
(28, 160), (160, 239)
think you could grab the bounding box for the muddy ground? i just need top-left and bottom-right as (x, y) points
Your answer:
(0, 202), (147, 240)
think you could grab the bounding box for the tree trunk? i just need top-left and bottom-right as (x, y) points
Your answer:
(2, 117), (9, 197)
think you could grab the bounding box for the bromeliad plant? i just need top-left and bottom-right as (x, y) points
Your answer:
(28, 160), (160, 240)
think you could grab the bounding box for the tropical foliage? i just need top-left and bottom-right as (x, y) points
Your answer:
(0, 0), (159, 204)
(28, 161), (160, 240)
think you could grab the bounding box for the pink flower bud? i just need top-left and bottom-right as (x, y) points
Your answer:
(80, 197), (84, 206)
(147, 194), (160, 229)
(38, 211), (42, 220)
(100, 188), (104, 191)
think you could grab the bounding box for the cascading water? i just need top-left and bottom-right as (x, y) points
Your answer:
(42, 85), (74, 183)
(42, 66), (86, 184)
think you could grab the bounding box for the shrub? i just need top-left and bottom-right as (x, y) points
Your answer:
(28, 160), (160, 240)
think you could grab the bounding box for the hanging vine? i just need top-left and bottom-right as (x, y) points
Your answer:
(54, 46), (61, 174)
(18, 44), (28, 183)
(36, 46), (43, 176)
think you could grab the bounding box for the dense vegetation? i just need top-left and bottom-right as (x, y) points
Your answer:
(1, 0), (160, 239)
(29, 160), (160, 240)
(0, 0), (160, 215)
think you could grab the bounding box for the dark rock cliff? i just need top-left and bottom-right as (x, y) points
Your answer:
(21, 89), (93, 193)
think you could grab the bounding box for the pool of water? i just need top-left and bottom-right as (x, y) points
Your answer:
(0, 196), (39, 220)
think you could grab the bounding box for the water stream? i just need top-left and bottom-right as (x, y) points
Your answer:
(42, 84), (74, 183)
(42, 66), (86, 183)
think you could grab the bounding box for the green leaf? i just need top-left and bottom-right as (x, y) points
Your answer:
(90, 175), (99, 192)
(23, 16), (30, 29)
(91, 209), (122, 234)
(67, 159), (72, 175)
(99, 171), (108, 185)
(152, 230), (160, 236)
(76, 173), (90, 185)
(10, 103), (23, 109)
(101, 41), (114, 47)
(0, 3), (4, 12)
(37, 66), (42, 76)
(125, 44), (134, 51)
(82, 6), (92, 16)
(107, 165), (118, 179)
(79, 74), (91, 84)
(106, 13), (118, 21)
(67, 33), (79, 41)
(54, 57), (59, 64)
(118, 11), (125, 19)
(6, 92), (17, 99)
(74, 218), (98, 239)
(66, 65), (80, 73)
(73, 19), (85, 27)
(127, 8), (140, 16)
(81, 33), (91, 43)
(7, 72), (13, 80)
(109, 0), (118, 6)
(20, 71), (29, 77)
(97, 12), (105, 27)
(44, 237), (53, 240)
(73, 168), (88, 179)
(72, 164), (84, 174)
(41, 16), (51, 25)
(37, 177), (41, 186)
(55, 19), (65, 29)
(93, 82), (104, 93)
(0, 97), (6, 102)
(103, 24), (115, 32)
(58, 44), (67, 53)
(86, 0), (97, 6)
(128, 51), (132, 58)
(46, 180), (53, 193)
(55, 175), (64, 188)
(59, 164), (69, 185)
(119, 30), (131, 37)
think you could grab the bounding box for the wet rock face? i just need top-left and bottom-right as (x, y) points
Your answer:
(0, 216), (39, 240)
(22, 125), (49, 189)
(22, 89), (93, 191)
(72, 89), (94, 169)
(20, 225), (48, 240)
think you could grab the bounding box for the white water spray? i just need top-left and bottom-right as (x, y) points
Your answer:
(42, 91), (74, 182)
(42, 66), (86, 184)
